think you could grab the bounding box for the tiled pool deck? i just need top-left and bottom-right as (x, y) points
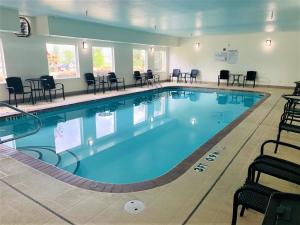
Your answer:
(0, 82), (299, 225)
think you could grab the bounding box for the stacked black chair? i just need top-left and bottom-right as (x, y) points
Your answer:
(274, 95), (300, 153)
(40, 75), (65, 102)
(6, 77), (34, 107)
(293, 81), (300, 95)
(84, 73), (97, 94)
(231, 178), (278, 225)
(145, 69), (159, 86)
(133, 71), (143, 87)
(218, 70), (230, 86)
(107, 72), (125, 91)
(243, 71), (257, 88)
(170, 69), (181, 82)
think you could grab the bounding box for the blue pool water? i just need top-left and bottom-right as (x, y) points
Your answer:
(0, 87), (263, 184)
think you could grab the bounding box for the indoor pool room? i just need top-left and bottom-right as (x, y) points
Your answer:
(0, 1), (299, 225)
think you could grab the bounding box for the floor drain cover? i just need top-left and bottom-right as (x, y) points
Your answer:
(124, 200), (145, 214)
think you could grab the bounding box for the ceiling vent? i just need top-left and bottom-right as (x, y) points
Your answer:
(15, 16), (31, 37)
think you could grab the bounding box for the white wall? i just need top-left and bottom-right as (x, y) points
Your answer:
(169, 31), (300, 86)
(0, 32), (169, 101)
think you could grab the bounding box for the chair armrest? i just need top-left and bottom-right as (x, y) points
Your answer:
(86, 79), (95, 84)
(260, 140), (300, 155)
(23, 85), (33, 91)
(6, 87), (15, 92)
(55, 83), (64, 89)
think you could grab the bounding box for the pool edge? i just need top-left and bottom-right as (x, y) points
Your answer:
(0, 86), (271, 193)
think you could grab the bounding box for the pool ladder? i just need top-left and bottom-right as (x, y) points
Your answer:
(0, 102), (42, 144)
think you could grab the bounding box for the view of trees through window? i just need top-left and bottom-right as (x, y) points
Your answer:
(46, 44), (78, 79)
(154, 51), (167, 72)
(133, 49), (147, 72)
(92, 47), (113, 75)
(0, 40), (6, 83)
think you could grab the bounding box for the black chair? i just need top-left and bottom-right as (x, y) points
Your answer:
(218, 70), (230, 86)
(107, 72), (125, 91)
(248, 140), (300, 186)
(274, 100), (300, 153)
(40, 75), (65, 102)
(6, 77), (34, 107)
(84, 73), (97, 94)
(189, 69), (199, 83)
(145, 69), (159, 86)
(243, 71), (257, 88)
(231, 179), (278, 225)
(293, 81), (300, 95)
(133, 71), (143, 87)
(170, 69), (181, 82)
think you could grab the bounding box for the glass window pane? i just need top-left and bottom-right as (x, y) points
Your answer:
(0, 40), (6, 83)
(46, 43), (78, 79)
(133, 49), (147, 72)
(93, 47), (114, 75)
(154, 51), (166, 72)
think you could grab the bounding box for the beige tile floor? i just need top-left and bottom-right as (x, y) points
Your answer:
(0, 82), (299, 225)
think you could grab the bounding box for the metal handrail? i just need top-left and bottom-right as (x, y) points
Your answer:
(0, 102), (42, 144)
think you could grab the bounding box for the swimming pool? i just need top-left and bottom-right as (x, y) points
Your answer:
(0, 87), (264, 187)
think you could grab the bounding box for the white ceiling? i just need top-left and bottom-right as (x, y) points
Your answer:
(0, 0), (299, 37)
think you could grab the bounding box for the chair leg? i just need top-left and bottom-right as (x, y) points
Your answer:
(62, 88), (65, 100)
(231, 201), (239, 225)
(93, 84), (96, 95)
(14, 93), (17, 107)
(227, 79), (229, 86)
(218, 78), (220, 86)
(54, 90), (57, 99)
(240, 206), (246, 217)
(23, 93), (25, 103)
(253, 80), (255, 88)
(8, 93), (11, 104)
(30, 93), (34, 105)
(49, 90), (52, 102)
(274, 129), (282, 153)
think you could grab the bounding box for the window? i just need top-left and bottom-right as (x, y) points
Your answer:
(0, 40), (6, 83)
(46, 43), (79, 79)
(154, 51), (166, 72)
(92, 47), (114, 75)
(133, 49), (147, 72)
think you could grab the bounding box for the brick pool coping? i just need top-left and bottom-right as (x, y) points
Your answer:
(0, 86), (270, 193)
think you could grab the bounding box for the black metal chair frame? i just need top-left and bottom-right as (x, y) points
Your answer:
(170, 69), (181, 83)
(218, 70), (230, 86)
(248, 140), (300, 186)
(84, 73), (98, 94)
(231, 179), (279, 225)
(145, 70), (160, 86)
(133, 71), (143, 87)
(274, 98), (300, 153)
(243, 71), (257, 88)
(40, 75), (65, 102)
(186, 69), (199, 83)
(107, 72), (125, 91)
(6, 77), (34, 107)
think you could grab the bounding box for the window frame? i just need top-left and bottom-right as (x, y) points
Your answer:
(132, 48), (148, 72)
(0, 39), (7, 84)
(154, 50), (167, 72)
(46, 43), (80, 80)
(92, 46), (115, 75)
